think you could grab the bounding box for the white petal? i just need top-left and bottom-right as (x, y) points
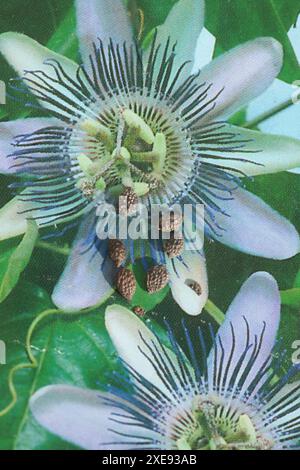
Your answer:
(247, 79), (297, 135)
(167, 251), (208, 316)
(0, 118), (60, 174)
(154, 0), (204, 82)
(207, 272), (280, 394)
(0, 197), (31, 240)
(75, 0), (134, 70)
(201, 124), (300, 176)
(105, 304), (193, 397)
(263, 381), (300, 434)
(52, 213), (115, 312)
(264, 381), (300, 414)
(192, 27), (216, 73)
(30, 385), (156, 450)
(0, 32), (78, 80)
(0, 187), (88, 242)
(199, 37), (283, 122)
(208, 187), (300, 259)
(105, 304), (167, 392)
(289, 167), (300, 174)
(0, 33), (79, 115)
(247, 79), (300, 174)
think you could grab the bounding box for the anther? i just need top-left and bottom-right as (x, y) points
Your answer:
(116, 267), (137, 301)
(118, 186), (139, 216)
(152, 133), (167, 174)
(123, 109), (155, 145)
(108, 239), (127, 268)
(187, 281), (202, 296)
(133, 306), (146, 317)
(164, 236), (184, 258)
(146, 264), (169, 293)
(80, 119), (114, 148)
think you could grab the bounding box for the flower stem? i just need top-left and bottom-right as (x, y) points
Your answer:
(36, 241), (70, 257)
(242, 98), (294, 129)
(204, 299), (225, 325)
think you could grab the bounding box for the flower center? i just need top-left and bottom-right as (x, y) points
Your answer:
(71, 91), (194, 206)
(175, 399), (274, 451)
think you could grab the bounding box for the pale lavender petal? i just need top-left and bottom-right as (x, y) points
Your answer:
(105, 304), (194, 396)
(198, 37), (283, 122)
(0, 118), (60, 174)
(288, 14), (300, 62)
(154, 0), (205, 80)
(208, 187), (300, 259)
(105, 304), (171, 394)
(207, 272), (280, 396)
(0, 196), (30, 240)
(52, 212), (115, 311)
(167, 251), (208, 316)
(263, 381), (300, 446)
(75, 0), (134, 69)
(247, 79), (300, 174)
(201, 124), (300, 176)
(0, 187), (83, 241)
(30, 385), (158, 450)
(0, 33), (79, 114)
(192, 27), (216, 73)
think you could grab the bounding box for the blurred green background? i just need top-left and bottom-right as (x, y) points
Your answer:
(0, 0), (299, 450)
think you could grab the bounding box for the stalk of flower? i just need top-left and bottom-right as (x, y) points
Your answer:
(30, 272), (300, 450)
(0, 0), (300, 315)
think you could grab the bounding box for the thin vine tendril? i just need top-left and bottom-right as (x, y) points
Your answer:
(137, 8), (145, 41)
(0, 308), (61, 418)
(0, 296), (224, 418)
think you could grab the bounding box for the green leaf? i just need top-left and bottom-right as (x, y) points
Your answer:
(281, 288), (300, 308)
(47, 6), (79, 61)
(293, 268), (300, 288)
(0, 283), (168, 449)
(206, 0), (300, 83)
(0, 221), (38, 303)
(0, 286), (118, 449)
(130, 259), (170, 311)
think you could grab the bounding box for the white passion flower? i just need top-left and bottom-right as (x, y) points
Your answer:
(0, 0), (300, 315)
(30, 272), (300, 450)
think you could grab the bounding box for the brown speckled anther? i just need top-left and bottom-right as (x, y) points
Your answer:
(108, 239), (126, 267)
(116, 267), (136, 301)
(118, 186), (138, 216)
(188, 281), (202, 296)
(164, 237), (184, 258)
(159, 211), (182, 233)
(133, 306), (146, 317)
(147, 265), (169, 293)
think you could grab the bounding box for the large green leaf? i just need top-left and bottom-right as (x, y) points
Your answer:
(281, 288), (300, 308)
(47, 6), (78, 60)
(0, 281), (170, 450)
(0, 221), (38, 304)
(281, 265), (300, 308)
(0, 283), (122, 449)
(205, 0), (300, 83)
(293, 267), (300, 288)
